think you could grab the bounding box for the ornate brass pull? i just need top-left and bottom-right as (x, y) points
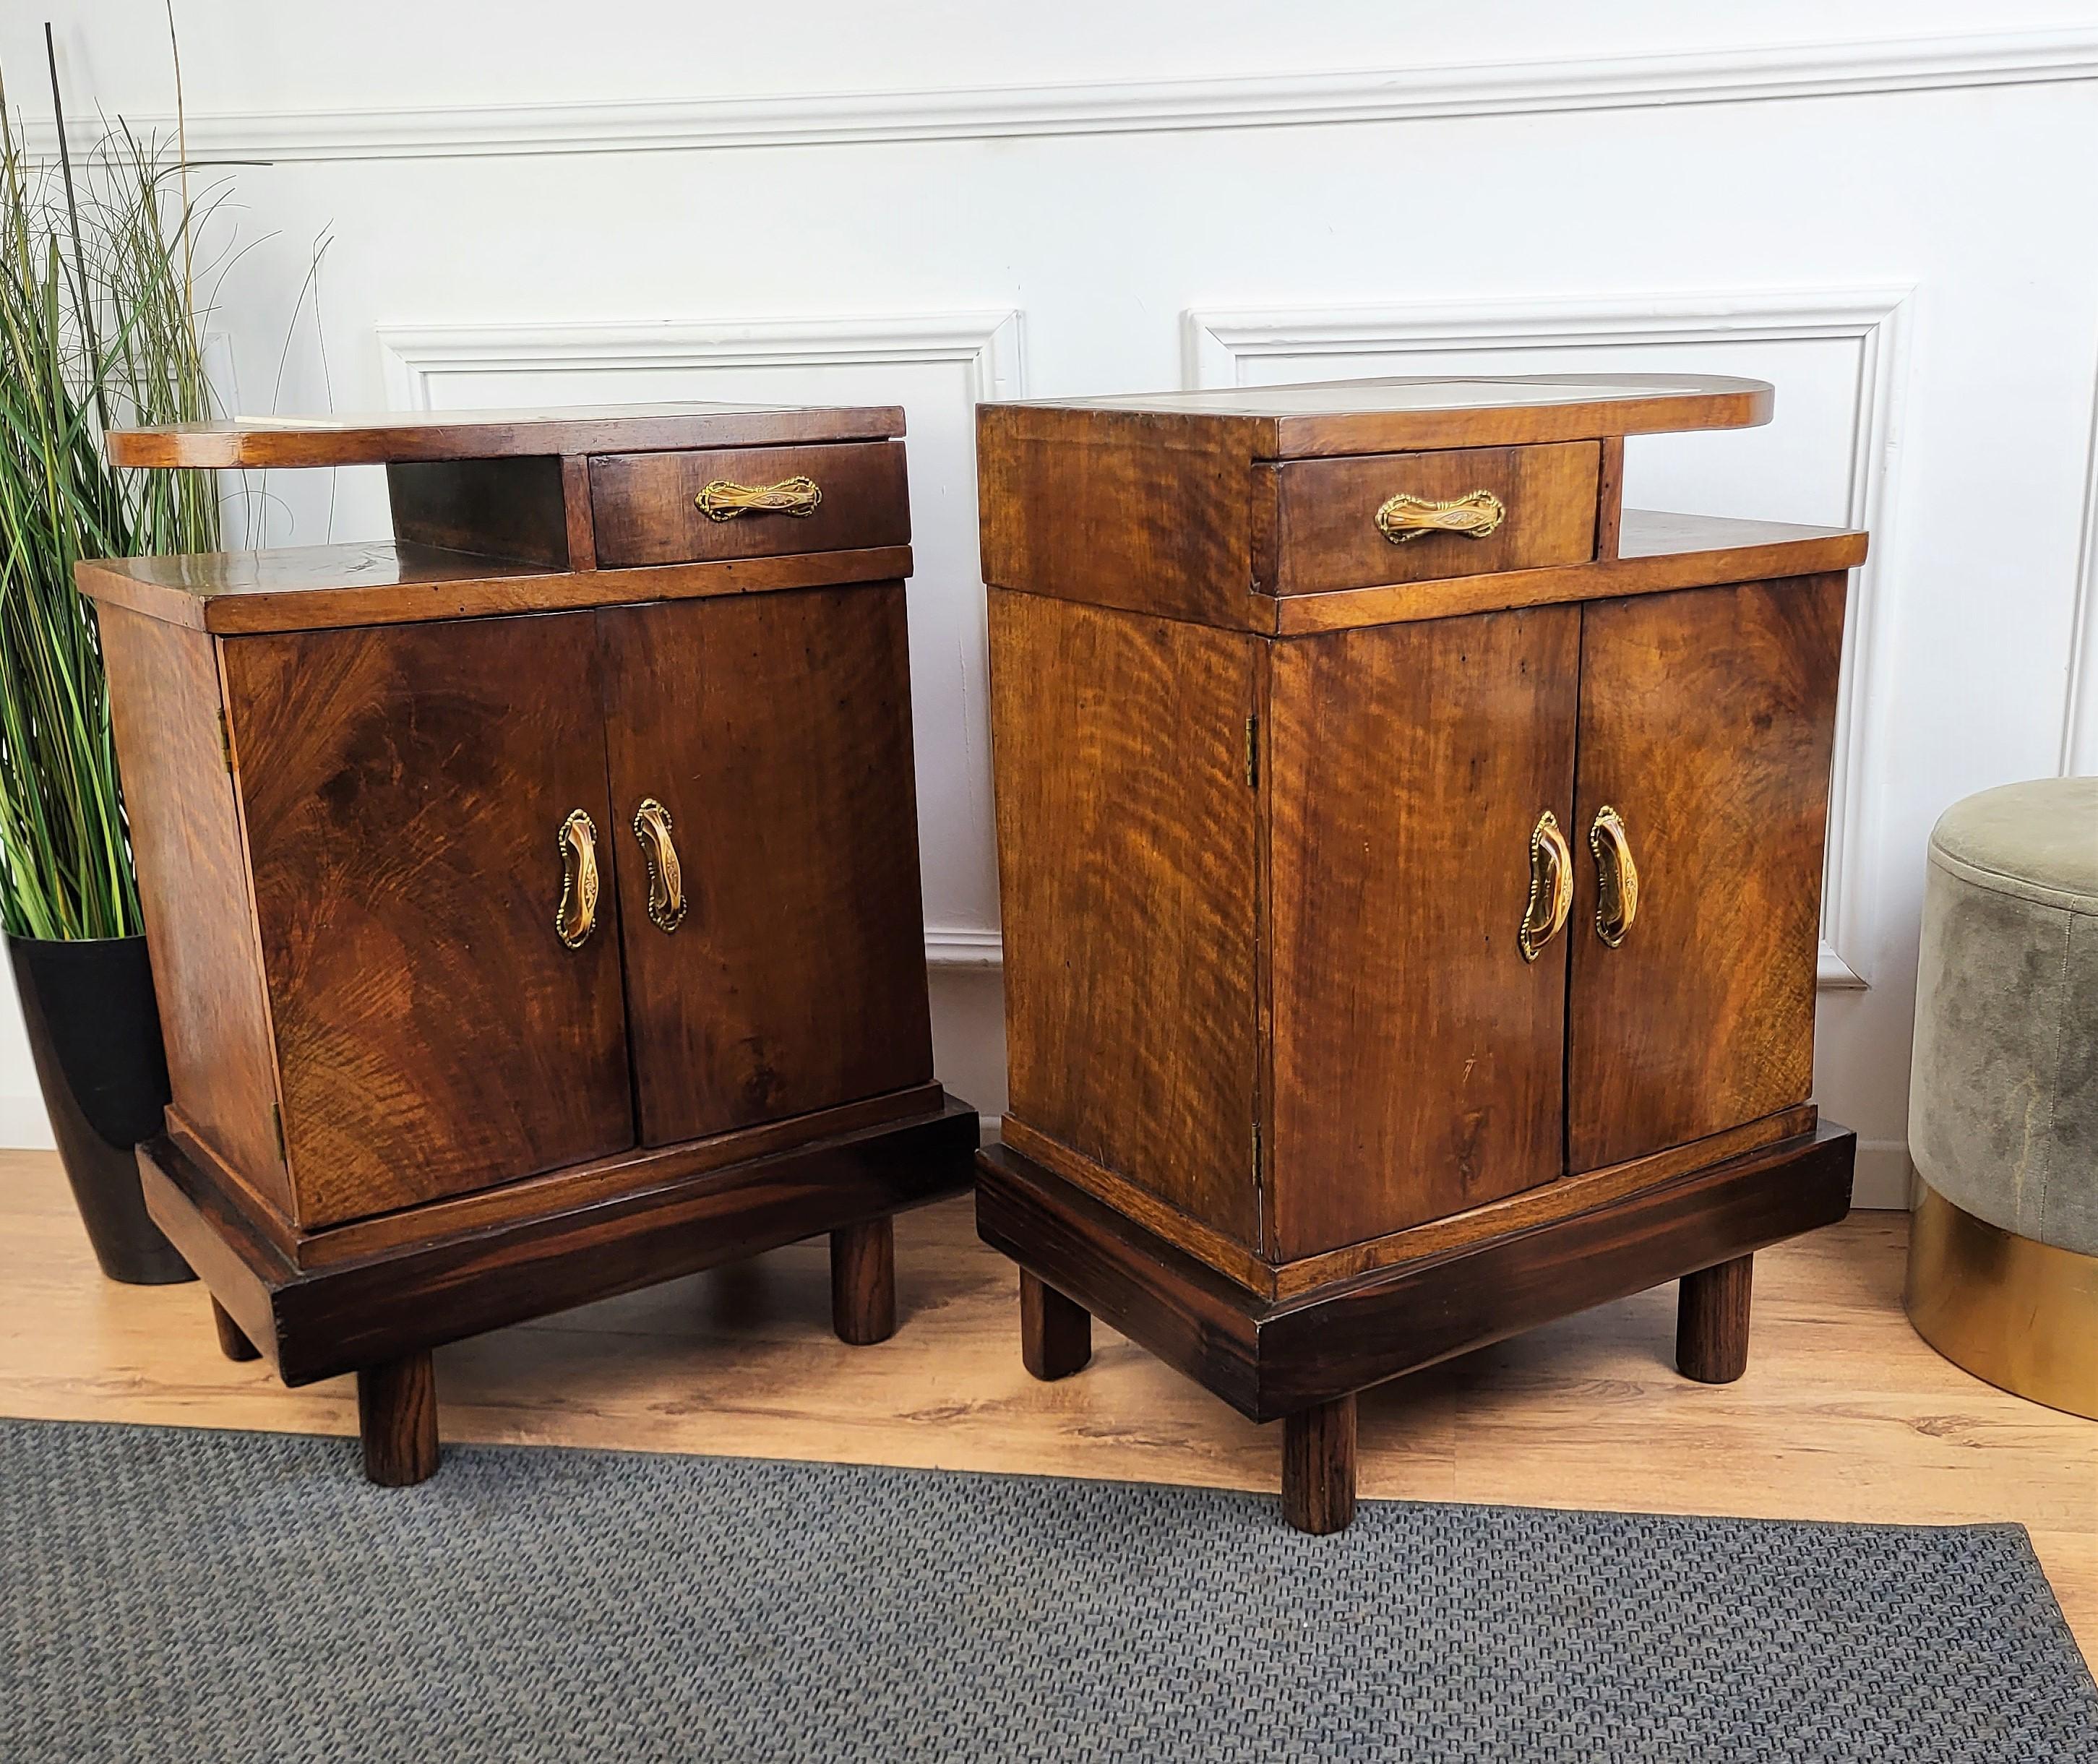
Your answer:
(555, 809), (601, 950)
(695, 476), (823, 522)
(1375, 489), (1507, 545)
(632, 797), (687, 934)
(1519, 809), (1574, 963)
(1591, 804), (1640, 947)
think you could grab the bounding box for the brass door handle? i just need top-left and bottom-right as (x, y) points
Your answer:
(632, 797), (687, 933)
(1519, 809), (1574, 963)
(555, 809), (601, 950)
(695, 476), (822, 522)
(1591, 804), (1640, 946)
(1375, 489), (1506, 545)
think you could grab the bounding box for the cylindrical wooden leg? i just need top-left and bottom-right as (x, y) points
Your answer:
(1281, 1394), (1358, 1536)
(830, 1216), (897, 1346)
(1019, 1269), (1091, 1381)
(357, 1351), (439, 1487)
(210, 1296), (261, 1362)
(1677, 1253), (1755, 1384)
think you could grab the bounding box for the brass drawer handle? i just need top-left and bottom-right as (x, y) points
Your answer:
(555, 809), (601, 950)
(1375, 489), (1506, 545)
(695, 476), (823, 522)
(632, 797), (688, 934)
(1519, 808), (1573, 963)
(1591, 804), (1640, 946)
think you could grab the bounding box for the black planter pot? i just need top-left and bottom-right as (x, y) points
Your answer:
(7, 932), (193, 1285)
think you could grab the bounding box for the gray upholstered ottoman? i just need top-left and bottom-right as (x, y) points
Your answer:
(1904, 775), (2097, 1417)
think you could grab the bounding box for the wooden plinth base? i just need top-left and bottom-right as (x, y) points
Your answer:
(142, 1093), (976, 1446)
(979, 1119), (1854, 1534)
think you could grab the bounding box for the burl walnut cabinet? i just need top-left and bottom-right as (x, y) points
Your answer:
(79, 404), (976, 1485)
(975, 375), (1865, 1533)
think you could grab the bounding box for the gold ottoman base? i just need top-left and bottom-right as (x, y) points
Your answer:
(1906, 1181), (2098, 1420)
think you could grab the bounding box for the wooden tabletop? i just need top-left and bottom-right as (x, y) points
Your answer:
(986, 373), (1774, 456)
(105, 403), (908, 469)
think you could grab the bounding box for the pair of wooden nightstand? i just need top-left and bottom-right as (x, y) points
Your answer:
(89, 377), (1860, 1529)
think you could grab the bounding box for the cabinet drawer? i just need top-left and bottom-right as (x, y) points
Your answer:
(1254, 442), (1600, 595)
(589, 441), (910, 569)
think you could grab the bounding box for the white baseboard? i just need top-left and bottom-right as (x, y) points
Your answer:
(1850, 1140), (1913, 1210)
(924, 927), (1004, 969)
(0, 1092), (54, 1151)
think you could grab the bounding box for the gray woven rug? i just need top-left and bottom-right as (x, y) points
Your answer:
(1, 1419), (2091, 1761)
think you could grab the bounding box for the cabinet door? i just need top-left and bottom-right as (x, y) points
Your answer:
(224, 613), (634, 1228)
(597, 585), (933, 1146)
(1567, 576), (1847, 1172)
(1268, 605), (1580, 1258)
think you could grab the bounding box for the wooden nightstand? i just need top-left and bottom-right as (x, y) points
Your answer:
(974, 374), (1863, 1533)
(79, 405), (976, 1484)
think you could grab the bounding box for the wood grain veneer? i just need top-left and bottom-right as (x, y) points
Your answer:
(288, 1085), (947, 1271)
(95, 606), (288, 1213)
(977, 1122), (1854, 1423)
(141, 1098), (977, 1386)
(1254, 442), (1599, 594)
(589, 442), (910, 568)
(976, 375), (1861, 1533)
(989, 588), (1263, 1247)
(221, 612), (636, 1227)
(387, 455), (571, 567)
(358, 1352), (439, 1486)
(1265, 512), (1866, 633)
(1018, 1268), (1092, 1381)
(105, 403), (906, 469)
(830, 1216), (898, 1347)
(1268, 1106), (1815, 1299)
(85, 403), (971, 1485)
(977, 407), (1268, 628)
(598, 584), (933, 1145)
(1566, 575), (1847, 1170)
(75, 541), (916, 633)
(1677, 1254), (1755, 1384)
(1267, 604), (1580, 1255)
(1281, 1395), (1357, 1534)
(1594, 437), (1626, 560)
(1013, 373), (1772, 456)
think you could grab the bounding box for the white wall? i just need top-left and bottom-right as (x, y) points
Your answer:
(7, 4), (2098, 1206)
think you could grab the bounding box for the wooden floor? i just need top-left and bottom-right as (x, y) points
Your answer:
(4, 1149), (2092, 1663)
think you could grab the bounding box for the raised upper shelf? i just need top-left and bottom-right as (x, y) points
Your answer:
(993, 373), (1772, 456)
(74, 512), (1860, 637)
(74, 541), (916, 634)
(104, 402), (908, 470)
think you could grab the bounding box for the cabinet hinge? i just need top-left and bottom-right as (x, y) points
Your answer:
(1244, 714), (1260, 788)
(270, 1103), (285, 1163)
(217, 709), (233, 773)
(1251, 1118), (1263, 1181)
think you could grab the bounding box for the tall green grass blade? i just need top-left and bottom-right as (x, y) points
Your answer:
(0, 56), (224, 940)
